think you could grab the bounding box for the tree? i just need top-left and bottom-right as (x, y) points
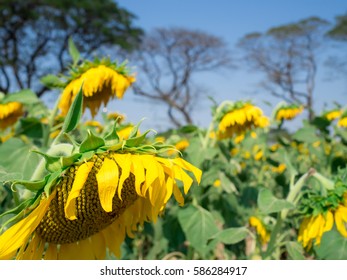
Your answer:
(238, 17), (329, 121)
(326, 12), (347, 77)
(131, 27), (232, 127)
(0, 0), (142, 96)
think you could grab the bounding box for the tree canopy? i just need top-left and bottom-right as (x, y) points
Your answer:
(0, 0), (143, 96)
(131, 27), (233, 127)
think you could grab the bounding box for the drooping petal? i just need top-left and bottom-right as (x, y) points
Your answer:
(64, 162), (94, 220)
(0, 192), (54, 259)
(91, 232), (106, 260)
(130, 155), (146, 196)
(44, 244), (58, 260)
(113, 153), (131, 199)
(173, 165), (193, 194)
(172, 183), (184, 206)
(96, 157), (119, 212)
(172, 157), (202, 184)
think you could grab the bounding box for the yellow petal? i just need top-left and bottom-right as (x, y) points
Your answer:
(113, 153), (131, 199)
(96, 157), (119, 212)
(91, 232), (106, 260)
(58, 243), (81, 260)
(173, 165), (193, 194)
(173, 157), (202, 184)
(130, 155), (146, 196)
(323, 211), (334, 232)
(335, 207), (347, 237)
(65, 162), (94, 220)
(44, 244), (58, 260)
(172, 183), (184, 206)
(0, 192), (54, 259)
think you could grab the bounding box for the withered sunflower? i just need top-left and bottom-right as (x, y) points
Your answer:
(59, 60), (135, 118)
(217, 102), (269, 139)
(274, 104), (303, 122)
(0, 102), (24, 130)
(0, 122), (201, 260)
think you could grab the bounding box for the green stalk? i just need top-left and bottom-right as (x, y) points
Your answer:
(42, 95), (61, 148)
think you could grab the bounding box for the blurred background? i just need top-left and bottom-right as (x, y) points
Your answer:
(1, 0), (346, 131)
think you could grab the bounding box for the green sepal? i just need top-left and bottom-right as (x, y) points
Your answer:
(128, 119), (145, 139)
(78, 151), (96, 164)
(0, 198), (33, 220)
(68, 37), (81, 66)
(40, 74), (65, 88)
(62, 85), (83, 133)
(61, 153), (82, 169)
(32, 150), (62, 173)
(11, 177), (47, 192)
(0, 195), (41, 232)
(63, 132), (81, 150)
(125, 129), (154, 147)
(44, 171), (61, 195)
(104, 122), (120, 145)
(79, 130), (105, 153)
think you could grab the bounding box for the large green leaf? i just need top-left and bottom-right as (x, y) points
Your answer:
(3, 89), (40, 105)
(258, 188), (294, 214)
(209, 227), (249, 245)
(178, 205), (219, 257)
(285, 241), (305, 260)
(0, 138), (40, 180)
(292, 123), (320, 144)
(316, 229), (347, 259)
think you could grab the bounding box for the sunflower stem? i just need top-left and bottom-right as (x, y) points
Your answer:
(43, 95), (61, 148)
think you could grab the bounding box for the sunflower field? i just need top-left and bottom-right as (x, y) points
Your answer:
(1, 45), (347, 260)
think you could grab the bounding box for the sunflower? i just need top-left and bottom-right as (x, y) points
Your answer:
(107, 112), (125, 123)
(274, 104), (303, 122)
(0, 102), (24, 130)
(217, 102), (269, 139)
(338, 110), (347, 128)
(0, 124), (201, 260)
(298, 211), (334, 249)
(249, 216), (270, 245)
(59, 61), (135, 118)
(323, 109), (342, 121)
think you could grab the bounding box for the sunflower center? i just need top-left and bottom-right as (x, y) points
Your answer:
(36, 155), (138, 244)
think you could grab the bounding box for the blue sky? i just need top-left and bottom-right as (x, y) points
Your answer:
(105, 0), (347, 131)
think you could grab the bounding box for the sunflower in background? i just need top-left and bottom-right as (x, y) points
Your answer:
(322, 108), (342, 122)
(0, 101), (24, 130)
(216, 101), (269, 140)
(337, 109), (347, 128)
(0, 121), (201, 260)
(249, 216), (270, 245)
(58, 59), (135, 118)
(273, 103), (304, 122)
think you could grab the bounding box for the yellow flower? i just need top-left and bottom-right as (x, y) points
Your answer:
(230, 148), (239, 156)
(324, 110), (342, 121)
(250, 132), (257, 139)
(270, 143), (280, 152)
(312, 141), (321, 148)
(249, 216), (270, 245)
(0, 102), (23, 130)
(275, 105), (303, 121)
(0, 153), (201, 260)
(254, 150), (264, 161)
(59, 65), (135, 118)
(217, 103), (269, 139)
(338, 117), (347, 128)
(84, 120), (103, 133)
(155, 136), (166, 143)
(175, 139), (189, 151)
(117, 126), (137, 140)
(107, 112), (125, 123)
(213, 179), (221, 188)
(234, 134), (245, 144)
(334, 205), (347, 237)
(298, 212), (334, 249)
(271, 163), (286, 173)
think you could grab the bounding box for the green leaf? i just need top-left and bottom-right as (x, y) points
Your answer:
(258, 188), (294, 214)
(62, 85), (83, 133)
(128, 119), (144, 139)
(0, 138), (40, 180)
(292, 123), (320, 144)
(60, 153), (81, 169)
(44, 171), (61, 195)
(315, 228), (347, 259)
(104, 123), (120, 145)
(79, 130), (105, 153)
(178, 205), (219, 256)
(286, 241), (305, 260)
(3, 89), (40, 105)
(16, 118), (44, 138)
(125, 129), (153, 147)
(68, 37), (81, 65)
(209, 227), (249, 245)
(32, 151), (61, 173)
(11, 177), (47, 192)
(40, 74), (64, 88)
